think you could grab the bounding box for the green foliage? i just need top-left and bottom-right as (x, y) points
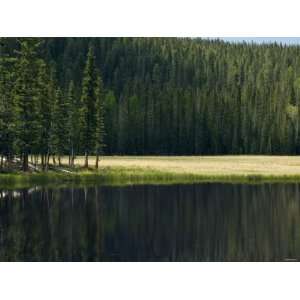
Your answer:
(4, 37), (300, 171)
(103, 90), (118, 154)
(36, 60), (52, 156)
(66, 81), (81, 161)
(94, 74), (105, 155)
(80, 46), (99, 156)
(13, 39), (42, 169)
(0, 40), (15, 160)
(50, 88), (68, 157)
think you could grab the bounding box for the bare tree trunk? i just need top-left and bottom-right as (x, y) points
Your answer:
(70, 147), (74, 167)
(46, 153), (50, 170)
(23, 154), (28, 172)
(72, 155), (75, 168)
(84, 152), (89, 168)
(41, 155), (45, 171)
(53, 155), (56, 165)
(7, 154), (11, 167)
(34, 155), (38, 168)
(95, 153), (99, 169)
(0, 155), (3, 170)
(58, 155), (61, 166)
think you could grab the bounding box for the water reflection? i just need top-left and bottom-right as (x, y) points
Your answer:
(0, 183), (300, 261)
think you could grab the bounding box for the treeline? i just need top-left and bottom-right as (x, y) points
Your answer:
(0, 38), (104, 171)
(42, 38), (300, 155)
(2, 38), (300, 170)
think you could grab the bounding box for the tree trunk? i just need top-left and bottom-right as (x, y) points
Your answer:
(72, 154), (75, 168)
(23, 154), (28, 172)
(41, 155), (45, 171)
(53, 155), (56, 165)
(70, 148), (74, 167)
(46, 153), (50, 170)
(0, 155), (3, 170)
(84, 152), (89, 168)
(95, 154), (99, 169)
(58, 156), (61, 166)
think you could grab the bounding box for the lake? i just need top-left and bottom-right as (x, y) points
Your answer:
(0, 183), (299, 261)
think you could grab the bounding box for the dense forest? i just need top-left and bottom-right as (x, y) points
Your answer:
(1, 37), (300, 171)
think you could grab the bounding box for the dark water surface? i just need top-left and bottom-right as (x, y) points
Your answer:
(0, 183), (300, 261)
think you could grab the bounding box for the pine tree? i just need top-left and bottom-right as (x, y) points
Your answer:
(80, 45), (98, 168)
(13, 38), (41, 171)
(36, 60), (52, 170)
(0, 39), (15, 168)
(50, 88), (68, 166)
(103, 90), (117, 154)
(66, 81), (80, 167)
(0, 45), (7, 168)
(94, 74), (105, 169)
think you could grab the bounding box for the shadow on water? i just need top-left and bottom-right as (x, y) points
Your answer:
(0, 183), (300, 261)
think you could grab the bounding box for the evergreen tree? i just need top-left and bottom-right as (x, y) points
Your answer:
(80, 45), (98, 168)
(103, 90), (118, 154)
(94, 74), (105, 169)
(66, 80), (80, 167)
(36, 60), (52, 170)
(50, 88), (68, 166)
(13, 38), (41, 171)
(0, 39), (15, 168)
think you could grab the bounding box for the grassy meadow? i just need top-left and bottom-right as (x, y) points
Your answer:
(69, 155), (300, 177)
(3, 155), (300, 188)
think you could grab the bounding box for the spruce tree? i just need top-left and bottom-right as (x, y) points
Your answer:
(0, 45), (7, 168)
(94, 74), (105, 169)
(0, 39), (16, 169)
(50, 88), (68, 166)
(13, 38), (41, 171)
(36, 60), (52, 170)
(66, 81), (80, 167)
(80, 45), (98, 168)
(103, 90), (117, 154)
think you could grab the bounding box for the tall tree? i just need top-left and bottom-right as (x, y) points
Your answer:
(50, 88), (68, 166)
(94, 74), (105, 169)
(13, 38), (41, 171)
(0, 39), (15, 168)
(103, 90), (118, 154)
(80, 45), (98, 168)
(36, 60), (52, 170)
(66, 80), (80, 167)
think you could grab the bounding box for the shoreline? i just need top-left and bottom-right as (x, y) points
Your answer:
(2, 165), (300, 189)
(2, 155), (300, 188)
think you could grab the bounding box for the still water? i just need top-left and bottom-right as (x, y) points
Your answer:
(0, 183), (300, 261)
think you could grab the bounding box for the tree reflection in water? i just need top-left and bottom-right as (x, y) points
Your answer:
(0, 183), (299, 261)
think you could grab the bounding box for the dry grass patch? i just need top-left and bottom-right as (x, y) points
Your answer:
(60, 155), (300, 177)
(3, 155), (300, 189)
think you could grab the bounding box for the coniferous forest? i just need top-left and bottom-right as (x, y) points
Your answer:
(1, 37), (300, 171)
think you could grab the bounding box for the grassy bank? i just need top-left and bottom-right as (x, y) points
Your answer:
(3, 156), (300, 188)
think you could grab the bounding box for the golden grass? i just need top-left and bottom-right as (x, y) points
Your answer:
(60, 155), (300, 177)
(3, 155), (300, 188)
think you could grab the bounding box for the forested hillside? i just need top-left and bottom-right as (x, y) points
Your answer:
(1, 37), (300, 170)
